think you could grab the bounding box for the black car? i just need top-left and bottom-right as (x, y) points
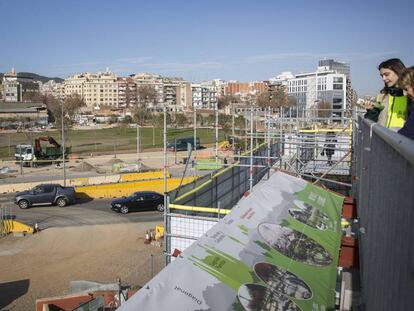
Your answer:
(111, 191), (164, 214)
(14, 184), (76, 209)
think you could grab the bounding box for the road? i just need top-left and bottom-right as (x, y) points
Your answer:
(1, 198), (163, 229)
(0, 148), (216, 184)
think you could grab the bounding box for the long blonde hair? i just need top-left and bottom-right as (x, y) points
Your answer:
(399, 67), (414, 89)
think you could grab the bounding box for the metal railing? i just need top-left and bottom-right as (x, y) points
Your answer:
(353, 117), (414, 310)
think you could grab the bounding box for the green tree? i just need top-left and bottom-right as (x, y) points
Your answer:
(154, 112), (172, 128)
(175, 113), (188, 127)
(196, 113), (204, 126)
(206, 114), (215, 127)
(218, 114), (232, 134)
(217, 94), (239, 110)
(234, 115), (245, 130)
(122, 115), (133, 124)
(109, 114), (118, 124)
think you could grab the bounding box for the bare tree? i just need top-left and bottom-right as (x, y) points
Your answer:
(64, 93), (86, 120)
(314, 101), (332, 118)
(135, 85), (156, 125)
(44, 93), (85, 127)
(256, 92), (271, 108)
(256, 86), (294, 110)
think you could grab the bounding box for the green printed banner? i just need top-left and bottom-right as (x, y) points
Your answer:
(119, 171), (344, 311)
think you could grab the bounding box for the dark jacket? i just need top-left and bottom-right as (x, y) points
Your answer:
(398, 110), (414, 140)
(323, 134), (337, 156)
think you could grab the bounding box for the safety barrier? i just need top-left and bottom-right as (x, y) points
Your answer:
(75, 177), (196, 199)
(119, 171), (169, 182)
(1, 219), (34, 235)
(169, 203), (231, 215)
(0, 170), (167, 194)
(353, 117), (414, 310)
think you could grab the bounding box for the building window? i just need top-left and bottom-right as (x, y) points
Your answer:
(333, 84), (343, 90)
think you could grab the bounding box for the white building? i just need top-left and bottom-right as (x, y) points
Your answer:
(39, 80), (64, 99)
(63, 69), (118, 110)
(2, 68), (40, 102)
(287, 67), (347, 118)
(2, 69), (19, 102)
(190, 83), (217, 110)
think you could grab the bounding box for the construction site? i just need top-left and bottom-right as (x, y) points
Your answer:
(0, 106), (413, 311)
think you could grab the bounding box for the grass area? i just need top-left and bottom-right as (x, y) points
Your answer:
(0, 126), (225, 160)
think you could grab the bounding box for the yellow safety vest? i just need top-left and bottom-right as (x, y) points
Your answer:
(386, 95), (407, 129)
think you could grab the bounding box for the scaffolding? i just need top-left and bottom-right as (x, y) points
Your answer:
(162, 106), (357, 264)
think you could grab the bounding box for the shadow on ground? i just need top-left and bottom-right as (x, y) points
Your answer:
(0, 279), (30, 309)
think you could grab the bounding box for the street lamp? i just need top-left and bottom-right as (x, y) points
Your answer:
(61, 100), (66, 186)
(136, 123), (140, 167)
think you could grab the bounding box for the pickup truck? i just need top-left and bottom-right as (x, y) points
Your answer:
(14, 184), (76, 209)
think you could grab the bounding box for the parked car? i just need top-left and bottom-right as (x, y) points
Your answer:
(168, 137), (200, 151)
(111, 191), (164, 214)
(14, 184), (76, 209)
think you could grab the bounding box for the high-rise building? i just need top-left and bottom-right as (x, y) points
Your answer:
(283, 60), (350, 118)
(318, 59), (350, 78)
(318, 59), (354, 109)
(288, 68), (347, 118)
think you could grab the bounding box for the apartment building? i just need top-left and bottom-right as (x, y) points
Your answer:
(64, 70), (118, 110)
(177, 82), (192, 111)
(2, 68), (40, 102)
(131, 73), (164, 108)
(39, 80), (64, 99)
(249, 81), (267, 95)
(163, 77), (186, 112)
(116, 77), (136, 108)
(224, 81), (249, 96)
(189, 82), (218, 110)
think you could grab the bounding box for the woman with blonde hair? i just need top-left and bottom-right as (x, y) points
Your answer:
(398, 67), (414, 139)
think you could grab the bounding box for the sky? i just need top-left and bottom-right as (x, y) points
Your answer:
(0, 0), (413, 96)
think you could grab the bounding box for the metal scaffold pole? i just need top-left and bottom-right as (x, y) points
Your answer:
(249, 108), (254, 192)
(163, 105), (169, 266)
(267, 106), (271, 179)
(215, 100), (218, 164)
(194, 107), (197, 177)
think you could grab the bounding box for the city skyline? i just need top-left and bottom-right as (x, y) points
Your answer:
(1, 0), (413, 96)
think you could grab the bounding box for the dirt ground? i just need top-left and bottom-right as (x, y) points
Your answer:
(0, 222), (164, 310)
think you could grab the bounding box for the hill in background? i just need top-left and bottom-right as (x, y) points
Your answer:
(0, 72), (63, 83)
